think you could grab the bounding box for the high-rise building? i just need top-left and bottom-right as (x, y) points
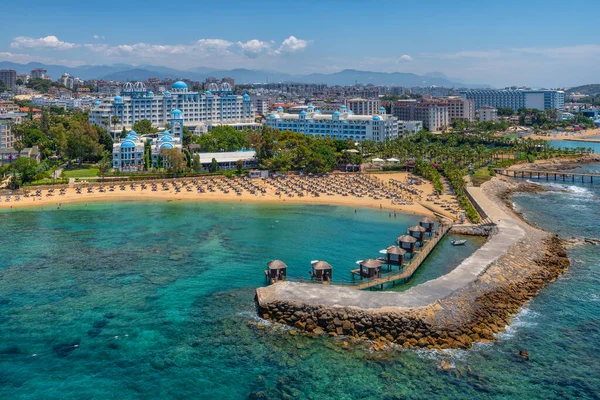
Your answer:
(30, 68), (48, 79)
(459, 89), (565, 111)
(347, 98), (381, 115)
(391, 100), (449, 131)
(0, 70), (17, 92)
(60, 73), (74, 89)
(265, 105), (399, 142)
(0, 112), (26, 149)
(446, 96), (475, 122)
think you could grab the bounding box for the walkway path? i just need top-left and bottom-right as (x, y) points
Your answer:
(256, 184), (525, 310)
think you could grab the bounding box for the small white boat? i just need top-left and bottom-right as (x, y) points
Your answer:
(451, 240), (467, 246)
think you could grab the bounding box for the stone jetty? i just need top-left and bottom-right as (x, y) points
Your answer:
(255, 178), (571, 349)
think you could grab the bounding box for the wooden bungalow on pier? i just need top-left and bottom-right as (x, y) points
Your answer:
(408, 225), (427, 245)
(398, 235), (417, 257)
(310, 260), (333, 282)
(380, 245), (406, 267)
(265, 260), (287, 283)
(419, 217), (435, 235)
(356, 259), (383, 279)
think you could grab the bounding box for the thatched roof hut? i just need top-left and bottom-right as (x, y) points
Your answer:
(358, 259), (383, 279)
(408, 225), (427, 243)
(265, 259), (287, 282)
(267, 260), (287, 270)
(385, 245), (406, 266)
(419, 216), (435, 232)
(398, 235), (417, 254)
(310, 260), (333, 282)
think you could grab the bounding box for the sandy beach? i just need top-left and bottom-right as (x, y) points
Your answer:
(531, 127), (600, 141)
(0, 172), (461, 220)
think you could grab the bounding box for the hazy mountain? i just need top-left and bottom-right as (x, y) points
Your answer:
(565, 84), (600, 95)
(0, 61), (491, 88)
(295, 69), (488, 88)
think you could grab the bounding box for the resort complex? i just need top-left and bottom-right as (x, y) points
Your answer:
(89, 81), (255, 132)
(265, 105), (401, 142)
(2, 2), (600, 397)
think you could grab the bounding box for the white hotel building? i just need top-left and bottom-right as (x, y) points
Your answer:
(265, 105), (399, 142)
(89, 81), (254, 132)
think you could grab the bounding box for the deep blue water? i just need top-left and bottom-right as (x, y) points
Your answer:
(0, 193), (598, 399)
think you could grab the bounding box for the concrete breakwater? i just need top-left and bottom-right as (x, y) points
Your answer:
(255, 179), (571, 349)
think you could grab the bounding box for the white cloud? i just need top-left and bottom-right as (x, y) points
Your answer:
(11, 35), (78, 50)
(276, 36), (309, 54)
(237, 39), (273, 58)
(193, 39), (234, 53)
(93, 35), (105, 40)
(0, 51), (84, 66)
(399, 54), (412, 62)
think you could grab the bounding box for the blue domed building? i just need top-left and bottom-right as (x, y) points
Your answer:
(89, 80), (255, 132)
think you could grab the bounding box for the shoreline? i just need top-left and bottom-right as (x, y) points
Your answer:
(0, 173), (460, 221)
(531, 128), (600, 141)
(255, 176), (571, 350)
(506, 153), (600, 171)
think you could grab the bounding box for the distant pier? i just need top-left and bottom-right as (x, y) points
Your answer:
(495, 168), (599, 184)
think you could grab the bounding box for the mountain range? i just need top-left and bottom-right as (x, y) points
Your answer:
(0, 61), (492, 88)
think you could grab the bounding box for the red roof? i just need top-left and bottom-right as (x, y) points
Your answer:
(19, 107), (42, 113)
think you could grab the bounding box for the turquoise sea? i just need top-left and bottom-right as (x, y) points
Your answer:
(1, 182), (599, 399)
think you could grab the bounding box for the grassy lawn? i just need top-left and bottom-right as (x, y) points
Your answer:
(61, 164), (100, 178)
(471, 167), (493, 187)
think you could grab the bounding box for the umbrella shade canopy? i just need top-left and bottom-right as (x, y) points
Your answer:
(386, 158), (400, 162)
(372, 158), (384, 162)
(343, 149), (360, 153)
(267, 260), (287, 270)
(398, 235), (417, 243)
(311, 260), (333, 270)
(359, 259), (383, 269)
(419, 216), (435, 224)
(386, 246), (407, 255)
(408, 225), (427, 232)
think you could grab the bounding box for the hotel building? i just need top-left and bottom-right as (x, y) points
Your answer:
(446, 97), (475, 122)
(90, 81), (254, 132)
(459, 89), (565, 111)
(265, 105), (399, 142)
(347, 98), (381, 116)
(0, 70), (17, 92)
(392, 100), (449, 132)
(0, 113), (26, 149)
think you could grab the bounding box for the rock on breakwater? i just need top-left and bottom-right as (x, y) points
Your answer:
(255, 178), (571, 349)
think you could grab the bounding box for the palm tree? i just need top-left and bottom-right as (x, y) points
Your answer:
(111, 116), (120, 132)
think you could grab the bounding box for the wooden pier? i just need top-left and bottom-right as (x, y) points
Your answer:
(352, 224), (451, 290)
(495, 168), (599, 184)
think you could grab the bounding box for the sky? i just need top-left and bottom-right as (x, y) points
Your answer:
(1, 0), (599, 88)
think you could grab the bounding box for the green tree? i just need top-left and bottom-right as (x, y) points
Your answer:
(236, 159), (244, 174)
(192, 154), (202, 172)
(132, 119), (154, 135)
(209, 158), (218, 173)
(98, 131), (113, 152)
(161, 148), (186, 176)
(97, 150), (112, 179)
(66, 121), (102, 166)
(12, 156), (39, 184)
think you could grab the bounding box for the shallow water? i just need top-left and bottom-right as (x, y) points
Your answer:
(0, 201), (489, 399)
(0, 189), (598, 399)
(549, 139), (600, 154)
